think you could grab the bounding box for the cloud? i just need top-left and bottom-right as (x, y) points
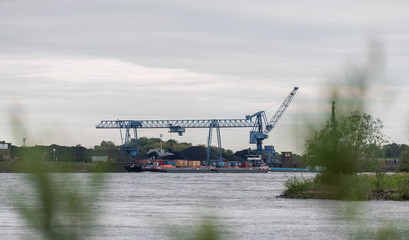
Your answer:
(2, 0), (407, 79)
(0, 0), (408, 151)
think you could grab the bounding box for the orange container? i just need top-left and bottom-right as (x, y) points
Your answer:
(162, 165), (174, 168)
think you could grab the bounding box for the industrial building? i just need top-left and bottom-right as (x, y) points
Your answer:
(0, 141), (12, 161)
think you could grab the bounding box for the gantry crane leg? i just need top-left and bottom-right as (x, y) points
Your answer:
(206, 121), (223, 166)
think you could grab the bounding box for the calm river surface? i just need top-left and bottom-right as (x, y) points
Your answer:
(1, 172), (409, 239)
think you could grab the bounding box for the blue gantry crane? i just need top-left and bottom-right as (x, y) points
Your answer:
(96, 87), (298, 165)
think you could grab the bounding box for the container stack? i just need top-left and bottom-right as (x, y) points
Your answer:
(188, 160), (200, 168)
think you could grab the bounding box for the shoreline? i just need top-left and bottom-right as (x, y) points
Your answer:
(0, 161), (130, 173)
(279, 173), (409, 201)
(0, 161), (319, 173)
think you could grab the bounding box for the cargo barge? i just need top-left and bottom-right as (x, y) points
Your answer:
(124, 164), (270, 173)
(124, 155), (271, 173)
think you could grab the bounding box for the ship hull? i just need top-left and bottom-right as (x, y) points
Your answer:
(124, 165), (270, 173)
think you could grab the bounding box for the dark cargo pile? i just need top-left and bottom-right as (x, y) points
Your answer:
(227, 149), (251, 162)
(179, 146), (219, 161)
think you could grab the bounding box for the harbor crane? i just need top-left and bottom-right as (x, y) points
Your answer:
(96, 87), (298, 165)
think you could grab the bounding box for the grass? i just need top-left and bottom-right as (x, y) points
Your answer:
(281, 173), (409, 201)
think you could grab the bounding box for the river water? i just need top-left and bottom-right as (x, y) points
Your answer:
(1, 172), (409, 239)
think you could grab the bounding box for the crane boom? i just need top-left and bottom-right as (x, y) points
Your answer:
(96, 119), (254, 130)
(264, 87), (298, 134)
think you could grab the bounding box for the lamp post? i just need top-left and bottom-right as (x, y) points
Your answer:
(160, 133), (163, 158)
(53, 148), (56, 161)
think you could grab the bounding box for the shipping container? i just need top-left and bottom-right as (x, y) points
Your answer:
(176, 160), (185, 167)
(188, 161), (200, 167)
(228, 162), (239, 167)
(241, 162), (250, 168)
(216, 161), (224, 167)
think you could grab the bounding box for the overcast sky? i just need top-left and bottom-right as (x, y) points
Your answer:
(1, 0), (408, 153)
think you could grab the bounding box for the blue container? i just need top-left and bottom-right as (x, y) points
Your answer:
(216, 161), (224, 167)
(169, 160), (176, 166)
(164, 160), (169, 165)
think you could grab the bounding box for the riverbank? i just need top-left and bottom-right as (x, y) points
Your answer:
(0, 161), (130, 173)
(1, 161), (317, 173)
(279, 173), (409, 201)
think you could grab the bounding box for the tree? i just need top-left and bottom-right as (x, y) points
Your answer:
(94, 141), (117, 151)
(304, 111), (386, 175)
(384, 143), (401, 158)
(397, 148), (409, 172)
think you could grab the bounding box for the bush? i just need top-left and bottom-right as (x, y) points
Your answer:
(373, 172), (386, 192)
(397, 175), (409, 200)
(337, 174), (371, 200)
(283, 176), (314, 194)
(396, 165), (409, 173)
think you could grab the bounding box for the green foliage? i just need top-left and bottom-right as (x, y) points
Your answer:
(14, 165), (103, 240)
(210, 146), (233, 157)
(373, 225), (401, 240)
(13, 145), (91, 162)
(397, 175), (409, 200)
(170, 215), (223, 240)
(384, 143), (402, 158)
(166, 140), (192, 152)
(14, 163), (105, 240)
(283, 176), (315, 194)
(396, 165), (409, 173)
(8, 112), (105, 240)
(196, 144), (234, 157)
(337, 174), (371, 200)
(304, 111), (385, 176)
(94, 140), (117, 151)
(134, 137), (194, 154)
(397, 148), (409, 172)
(373, 172), (386, 192)
(283, 173), (409, 201)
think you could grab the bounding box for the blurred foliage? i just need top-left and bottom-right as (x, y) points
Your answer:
(336, 174), (371, 200)
(13, 161), (105, 240)
(169, 215), (224, 240)
(9, 110), (106, 240)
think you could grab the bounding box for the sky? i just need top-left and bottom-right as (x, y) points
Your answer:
(1, 0), (408, 153)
